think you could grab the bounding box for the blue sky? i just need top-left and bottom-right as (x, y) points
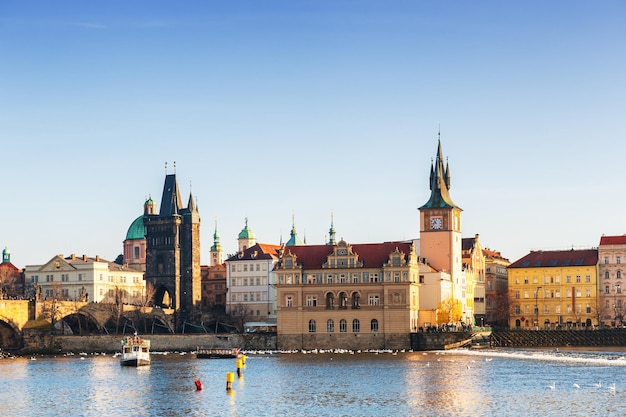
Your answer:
(2, 1), (625, 268)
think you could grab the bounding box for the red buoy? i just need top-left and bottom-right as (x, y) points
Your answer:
(194, 379), (203, 390)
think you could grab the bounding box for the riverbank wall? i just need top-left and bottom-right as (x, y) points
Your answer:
(22, 332), (277, 354)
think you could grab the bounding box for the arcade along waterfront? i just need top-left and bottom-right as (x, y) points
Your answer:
(2, 348), (626, 417)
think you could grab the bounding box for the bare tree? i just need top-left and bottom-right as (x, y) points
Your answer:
(230, 303), (251, 333)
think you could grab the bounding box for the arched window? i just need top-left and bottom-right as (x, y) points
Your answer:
(371, 319), (378, 332)
(339, 292), (348, 309)
(352, 319), (360, 333)
(308, 320), (316, 333)
(606, 271), (610, 279)
(618, 271), (622, 279)
(351, 292), (360, 309)
(339, 319), (347, 333)
(326, 319), (334, 333)
(326, 292), (335, 310)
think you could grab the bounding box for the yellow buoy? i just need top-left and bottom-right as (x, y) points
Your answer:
(226, 372), (235, 390)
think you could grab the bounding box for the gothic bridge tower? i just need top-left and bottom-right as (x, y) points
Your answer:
(144, 167), (201, 331)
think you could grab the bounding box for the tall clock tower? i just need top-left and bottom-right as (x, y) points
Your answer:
(419, 139), (463, 292)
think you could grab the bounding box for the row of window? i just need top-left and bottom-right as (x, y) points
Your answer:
(286, 293), (382, 309)
(515, 288), (593, 299)
(308, 318), (379, 333)
(513, 275), (592, 285)
(603, 256), (622, 264)
(230, 263), (268, 272)
(230, 277), (267, 286)
(230, 292), (266, 302)
(513, 304), (591, 314)
(30, 274), (141, 284)
(604, 271), (623, 279)
(279, 271), (417, 285)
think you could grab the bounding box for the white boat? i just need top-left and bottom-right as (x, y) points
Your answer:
(120, 335), (150, 367)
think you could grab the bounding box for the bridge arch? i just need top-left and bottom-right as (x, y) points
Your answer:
(154, 285), (173, 309)
(59, 311), (105, 335)
(0, 319), (22, 349)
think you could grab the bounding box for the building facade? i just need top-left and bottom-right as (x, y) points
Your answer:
(225, 237), (281, 327)
(276, 239), (421, 350)
(483, 248), (510, 327)
(24, 253), (145, 303)
(598, 235), (626, 326)
(462, 234), (485, 325)
(507, 249), (599, 329)
(144, 170), (202, 331)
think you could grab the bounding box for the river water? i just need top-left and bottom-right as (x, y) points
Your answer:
(1, 347), (625, 417)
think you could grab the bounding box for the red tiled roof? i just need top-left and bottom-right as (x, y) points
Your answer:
(508, 249), (598, 269)
(226, 243), (281, 261)
(281, 241), (414, 269)
(599, 235), (626, 246)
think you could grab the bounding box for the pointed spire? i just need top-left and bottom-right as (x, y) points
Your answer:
(285, 211), (304, 246)
(211, 216), (222, 252)
(419, 135), (461, 210)
(328, 211), (337, 245)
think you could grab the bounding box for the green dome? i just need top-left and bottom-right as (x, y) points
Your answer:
(238, 225), (255, 239)
(126, 216), (145, 240)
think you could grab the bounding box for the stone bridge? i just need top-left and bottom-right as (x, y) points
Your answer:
(0, 299), (175, 350)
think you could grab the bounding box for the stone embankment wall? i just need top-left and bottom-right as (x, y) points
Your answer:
(24, 333), (277, 354)
(490, 329), (626, 348)
(410, 332), (473, 351)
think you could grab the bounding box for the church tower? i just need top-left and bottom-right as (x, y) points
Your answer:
(210, 218), (223, 266)
(238, 218), (256, 252)
(418, 138), (463, 294)
(144, 166), (202, 331)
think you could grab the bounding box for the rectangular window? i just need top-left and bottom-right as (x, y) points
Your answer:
(327, 275), (333, 284)
(555, 305), (561, 314)
(307, 296), (317, 307)
(369, 295), (380, 306)
(605, 257), (609, 264)
(514, 306), (521, 314)
(243, 265), (248, 272)
(566, 276), (571, 283)
(585, 275), (591, 283)
(576, 275), (581, 283)
(286, 296), (293, 307)
(515, 290), (520, 299)
(618, 256), (622, 264)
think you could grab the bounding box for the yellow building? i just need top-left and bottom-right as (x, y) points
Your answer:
(507, 249), (599, 329)
(275, 239), (421, 350)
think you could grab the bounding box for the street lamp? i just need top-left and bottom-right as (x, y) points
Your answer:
(614, 284), (621, 327)
(535, 286), (542, 330)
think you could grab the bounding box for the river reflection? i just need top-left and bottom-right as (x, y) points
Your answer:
(1, 349), (625, 416)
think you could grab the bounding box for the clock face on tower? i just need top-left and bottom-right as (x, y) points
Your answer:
(430, 217), (443, 230)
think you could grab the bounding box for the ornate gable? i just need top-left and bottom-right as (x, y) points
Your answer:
(323, 240), (364, 269)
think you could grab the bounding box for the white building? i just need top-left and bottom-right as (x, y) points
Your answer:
(24, 254), (145, 303)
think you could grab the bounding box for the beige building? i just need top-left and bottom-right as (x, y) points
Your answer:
(483, 248), (510, 327)
(598, 235), (626, 326)
(276, 239), (421, 350)
(462, 235), (485, 325)
(507, 249), (599, 329)
(24, 254), (145, 304)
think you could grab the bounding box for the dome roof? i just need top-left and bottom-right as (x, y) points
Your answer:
(238, 224), (255, 239)
(126, 216), (145, 241)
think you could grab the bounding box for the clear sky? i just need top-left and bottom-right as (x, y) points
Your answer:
(2, 1), (625, 269)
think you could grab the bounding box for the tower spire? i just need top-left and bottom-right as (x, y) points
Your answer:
(327, 211), (337, 245)
(419, 135), (461, 210)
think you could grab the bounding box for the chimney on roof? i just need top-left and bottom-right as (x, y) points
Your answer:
(71, 254), (76, 260)
(95, 255), (100, 262)
(82, 254), (87, 261)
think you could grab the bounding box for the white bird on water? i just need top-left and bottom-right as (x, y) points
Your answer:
(547, 382), (556, 390)
(573, 383), (580, 389)
(594, 381), (602, 388)
(608, 383), (616, 392)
